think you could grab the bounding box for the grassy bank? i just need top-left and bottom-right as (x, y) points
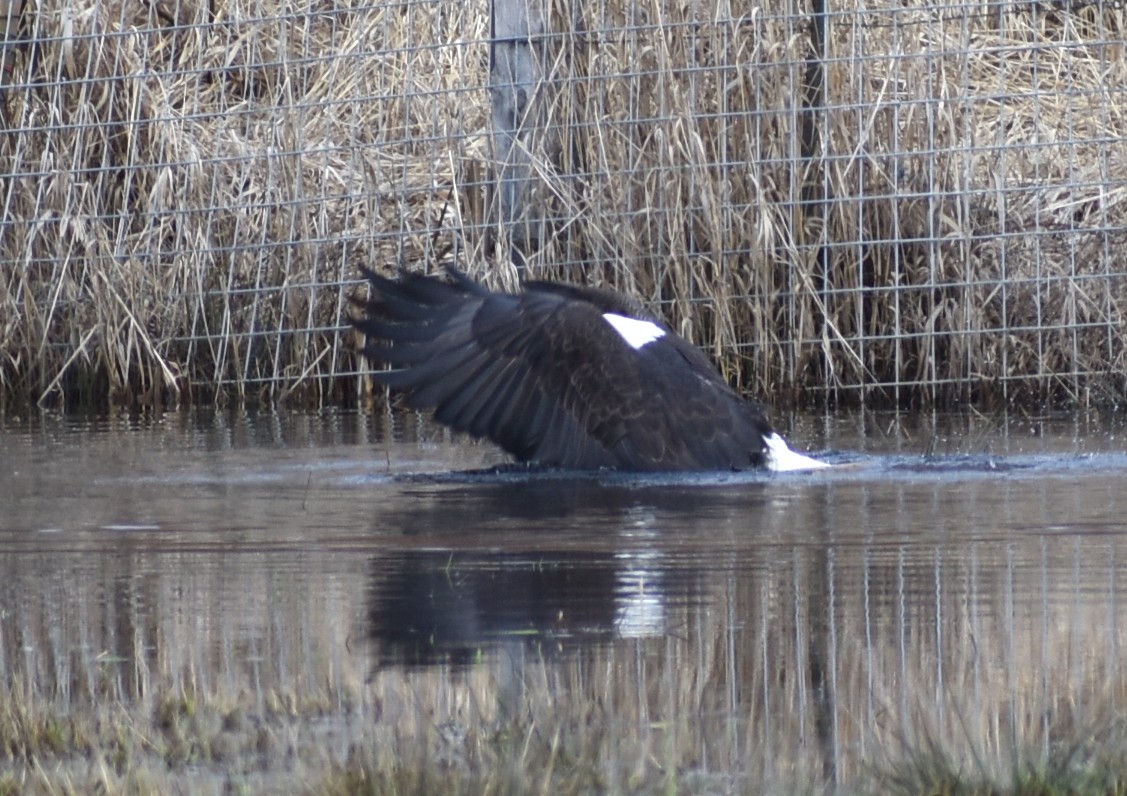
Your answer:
(1, 0), (1125, 410)
(5, 680), (1127, 795)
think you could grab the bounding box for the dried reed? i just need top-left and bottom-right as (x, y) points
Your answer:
(0, 0), (1124, 409)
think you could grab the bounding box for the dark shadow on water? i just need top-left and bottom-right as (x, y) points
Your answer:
(364, 478), (748, 669)
(361, 449), (1127, 491)
(380, 474), (774, 532)
(369, 550), (643, 668)
(361, 448), (1127, 671)
(365, 541), (715, 669)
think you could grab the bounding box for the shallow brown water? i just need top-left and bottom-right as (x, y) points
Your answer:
(2, 409), (1127, 792)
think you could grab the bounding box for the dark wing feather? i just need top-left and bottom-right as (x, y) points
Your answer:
(351, 267), (613, 468)
(350, 266), (774, 471)
(521, 279), (655, 321)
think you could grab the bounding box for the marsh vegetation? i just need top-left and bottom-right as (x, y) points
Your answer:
(1, 1), (1124, 410)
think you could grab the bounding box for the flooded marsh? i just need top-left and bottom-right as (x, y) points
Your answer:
(2, 410), (1127, 794)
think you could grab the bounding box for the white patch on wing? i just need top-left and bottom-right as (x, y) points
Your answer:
(602, 313), (665, 349)
(764, 432), (830, 472)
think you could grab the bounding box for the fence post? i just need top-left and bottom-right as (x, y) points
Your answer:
(0, 0), (23, 122)
(489, 0), (545, 267)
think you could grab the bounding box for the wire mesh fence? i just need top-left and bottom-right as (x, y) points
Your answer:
(1, 0), (1124, 409)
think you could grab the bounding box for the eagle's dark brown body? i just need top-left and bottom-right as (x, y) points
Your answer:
(351, 267), (822, 472)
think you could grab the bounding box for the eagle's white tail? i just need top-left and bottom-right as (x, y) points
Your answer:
(765, 433), (830, 472)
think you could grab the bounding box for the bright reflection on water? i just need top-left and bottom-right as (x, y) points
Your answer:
(2, 409), (1127, 791)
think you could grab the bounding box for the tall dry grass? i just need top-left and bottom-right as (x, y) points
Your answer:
(500, 0), (1127, 408)
(0, 0), (1125, 409)
(0, 0), (485, 408)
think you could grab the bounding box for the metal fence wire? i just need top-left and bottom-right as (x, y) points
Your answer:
(1, 0), (1125, 409)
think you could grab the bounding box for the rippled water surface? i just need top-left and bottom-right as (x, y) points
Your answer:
(2, 409), (1127, 792)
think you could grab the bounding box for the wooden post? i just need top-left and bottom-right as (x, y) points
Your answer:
(0, 0), (23, 82)
(0, 0), (22, 128)
(489, 0), (545, 266)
